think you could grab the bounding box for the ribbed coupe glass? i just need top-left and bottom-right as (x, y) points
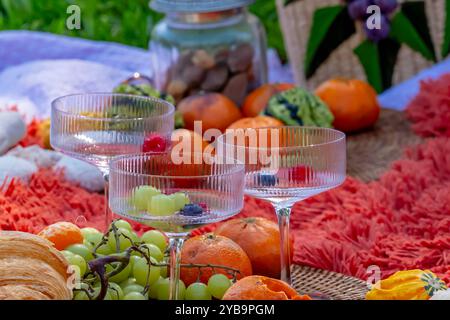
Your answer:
(109, 152), (245, 300)
(216, 126), (346, 285)
(50, 93), (175, 229)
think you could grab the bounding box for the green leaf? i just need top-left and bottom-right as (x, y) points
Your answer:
(304, 5), (356, 79)
(390, 2), (436, 61)
(250, 0), (287, 61)
(443, 0), (450, 57)
(354, 38), (400, 93)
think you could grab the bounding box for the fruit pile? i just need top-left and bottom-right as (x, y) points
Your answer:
(176, 81), (380, 136)
(36, 216), (307, 301)
(38, 221), (239, 300)
(114, 75), (381, 140)
(129, 186), (205, 217)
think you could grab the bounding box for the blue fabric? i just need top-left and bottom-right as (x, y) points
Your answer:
(378, 58), (450, 110)
(0, 30), (152, 74)
(0, 30), (292, 119)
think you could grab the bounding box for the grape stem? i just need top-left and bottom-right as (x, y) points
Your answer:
(82, 221), (242, 300)
(87, 246), (150, 300)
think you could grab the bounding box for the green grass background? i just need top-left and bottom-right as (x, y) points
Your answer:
(0, 0), (286, 60)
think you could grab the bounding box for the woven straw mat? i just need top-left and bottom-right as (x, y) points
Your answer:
(346, 108), (421, 182)
(292, 265), (368, 300)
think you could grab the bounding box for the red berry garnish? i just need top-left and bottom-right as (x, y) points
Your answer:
(198, 202), (208, 210)
(142, 133), (167, 153)
(278, 166), (311, 183)
(291, 165), (309, 182)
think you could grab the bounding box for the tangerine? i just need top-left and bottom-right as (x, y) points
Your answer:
(38, 222), (84, 251)
(215, 217), (293, 278)
(315, 78), (380, 133)
(223, 275), (311, 300)
(227, 116), (283, 130)
(171, 128), (210, 152)
(180, 234), (252, 286)
(178, 93), (242, 133)
(242, 83), (295, 117)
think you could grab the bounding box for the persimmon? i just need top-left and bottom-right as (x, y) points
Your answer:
(180, 234), (252, 286)
(227, 116), (283, 130)
(223, 275), (311, 300)
(315, 78), (380, 133)
(178, 93), (242, 133)
(215, 217), (293, 278)
(38, 222), (83, 251)
(242, 83), (295, 117)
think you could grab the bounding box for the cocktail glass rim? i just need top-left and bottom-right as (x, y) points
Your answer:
(216, 126), (346, 152)
(109, 152), (245, 180)
(51, 92), (175, 121)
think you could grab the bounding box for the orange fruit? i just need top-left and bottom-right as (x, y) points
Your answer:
(178, 93), (242, 133)
(215, 217), (293, 278)
(242, 83), (295, 117)
(38, 222), (83, 251)
(227, 116), (283, 130)
(223, 275), (311, 300)
(171, 128), (209, 152)
(315, 78), (380, 133)
(180, 234), (252, 286)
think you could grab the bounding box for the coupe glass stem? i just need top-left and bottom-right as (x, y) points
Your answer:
(168, 234), (187, 300)
(276, 206), (292, 285)
(103, 173), (112, 232)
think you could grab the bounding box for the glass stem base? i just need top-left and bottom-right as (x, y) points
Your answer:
(168, 234), (187, 300)
(103, 173), (112, 232)
(275, 206), (292, 285)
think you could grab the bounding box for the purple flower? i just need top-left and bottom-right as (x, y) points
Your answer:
(364, 14), (391, 42)
(348, 0), (373, 21)
(373, 0), (398, 14)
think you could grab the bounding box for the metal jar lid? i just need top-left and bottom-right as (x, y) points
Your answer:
(150, 0), (255, 13)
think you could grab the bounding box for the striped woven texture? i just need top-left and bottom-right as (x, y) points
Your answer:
(276, 0), (445, 89)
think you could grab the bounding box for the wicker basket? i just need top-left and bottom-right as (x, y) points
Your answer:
(276, 0), (445, 90)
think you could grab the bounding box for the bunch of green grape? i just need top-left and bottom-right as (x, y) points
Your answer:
(61, 220), (232, 300)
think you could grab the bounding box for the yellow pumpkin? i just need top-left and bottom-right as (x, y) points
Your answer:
(366, 270), (447, 300)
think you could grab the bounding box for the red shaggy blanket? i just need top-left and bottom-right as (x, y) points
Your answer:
(0, 74), (449, 284)
(194, 138), (450, 284)
(0, 170), (150, 235)
(406, 73), (450, 137)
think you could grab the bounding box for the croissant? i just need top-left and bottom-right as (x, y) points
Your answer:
(0, 231), (73, 300)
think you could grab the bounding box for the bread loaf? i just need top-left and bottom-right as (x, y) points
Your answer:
(0, 231), (72, 300)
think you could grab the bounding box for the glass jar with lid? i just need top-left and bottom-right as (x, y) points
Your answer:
(150, 0), (268, 106)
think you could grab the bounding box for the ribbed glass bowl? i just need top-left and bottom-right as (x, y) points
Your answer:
(51, 93), (175, 174)
(108, 152), (245, 234)
(216, 126), (346, 285)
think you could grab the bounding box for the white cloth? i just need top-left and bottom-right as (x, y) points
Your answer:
(0, 59), (132, 120)
(7, 145), (62, 169)
(0, 155), (38, 186)
(0, 112), (26, 155)
(54, 156), (104, 192)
